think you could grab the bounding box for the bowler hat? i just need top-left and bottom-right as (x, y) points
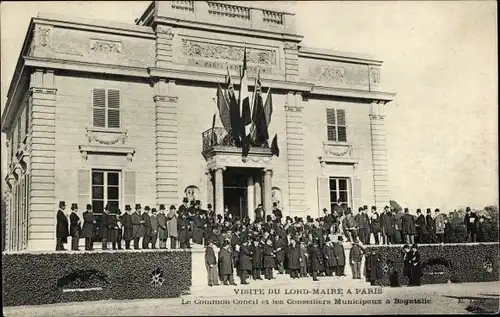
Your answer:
(182, 197), (189, 203)
(71, 203), (78, 210)
(135, 204), (141, 209)
(207, 204), (212, 208)
(435, 208), (440, 212)
(59, 201), (66, 208)
(169, 205), (176, 210)
(125, 205), (131, 211)
(159, 204), (165, 210)
(86, 204), (92, 210)
(144, 206), (151, 211)
(358, 207), (363, 212)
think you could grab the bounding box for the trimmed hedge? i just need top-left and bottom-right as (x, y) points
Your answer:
(366, 243), (499, 286)
(2, 250), (191, 307)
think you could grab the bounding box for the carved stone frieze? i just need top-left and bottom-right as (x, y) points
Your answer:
(156, 25), (174, 39)
(322, 142), (353, 157)
(181, 39), (276, 65)
(309, 65), (345, 82)
(370, 67), (381, 85)
(154, 95), (178, 103)
(30, 87), (57, 94)
(37, 26), (51, 47)
(284, 42), (298, 50)
(89, 39), (122, 54)
(85, 127), (128, 146)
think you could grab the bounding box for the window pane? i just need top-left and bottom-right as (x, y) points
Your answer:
(339, 191), (348, 203)
(92, 186), (104, 199)
(326, 108), (336, 125)
(339, 179), (347, 190)
(330, 191), (337, 203)
(92, 172), (104, 185)
(93, 108), (106, 127)
(338, 126), (347, 142)
(107, 200), (119, 212)
(93, 88), (106, 107)
(107, 109), (120, 128)
(107, 187), (119, 200)
(92, 200), (104, 214)
(108, 89), (120, 108)
(329, 178), (337, 190)
(337, 109), (346, 125)
(327, 126), (337, 141)
(107, 172), (119, 186)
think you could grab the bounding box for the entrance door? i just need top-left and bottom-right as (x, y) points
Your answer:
(223, 167), (249, 219)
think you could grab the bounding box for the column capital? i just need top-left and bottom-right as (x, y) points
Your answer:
(212, 166), (226, 172)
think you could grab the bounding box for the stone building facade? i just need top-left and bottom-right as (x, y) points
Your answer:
(1, 1), (395, 251)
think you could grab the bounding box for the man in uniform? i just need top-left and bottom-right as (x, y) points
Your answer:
(150, 208), (159, 249)
(82, 204), (96, 251)
(131, 204), (144, 249)
(157, 204), (168, 249)
(69, 203), (81, 251)
(121, 205), (133, 249)
(56, 201), (69, 251)
(142, 206), (152, 249)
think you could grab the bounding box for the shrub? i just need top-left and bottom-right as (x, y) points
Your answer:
(366, 243), (499, 287)
(2, 250), (191, 307)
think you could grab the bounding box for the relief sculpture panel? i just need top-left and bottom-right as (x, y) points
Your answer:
(300, 58), (370, 90)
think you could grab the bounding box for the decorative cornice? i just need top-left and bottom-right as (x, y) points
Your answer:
(79, 145), (136, 162)
(154, 95), (178, 103)
(30, 87), (57, 94)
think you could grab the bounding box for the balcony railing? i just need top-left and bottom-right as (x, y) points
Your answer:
(202, 127), (237, 151)
(207, 2), (251, 20)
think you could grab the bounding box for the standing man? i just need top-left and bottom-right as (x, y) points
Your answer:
(380, 206), (393, 245)
(115, 208), (123, 250)
(142, 206), (152, 249)
(131, 204), (144, 249)
(254, 204), (264, 223)
(415, 209), (428, 243)
(192, 210), (206, 245)
(370, 206), (381, 245)
(464, 207), (479, 242)
(150, 208), (159, 249)
(167, 205), (178, 249)
(349, 240), (364, 279)
(355, 207), (370, 245)
(251, 238), (263, 280)
(109, 208), (119, 250)
(434, 209), (445, 243)
(218, 240), (237, 286)
(178, 212), (190, 249)
(157, 205), (168, 249)
(333, 236), (346, 276)
(82, 204), (96, 251)
(272, 202), (283, 223)
(101, 204), (111, 250)
(402, 208), (416, 244)
(309, 240), (323, 281)
(205, 240), (219, 286)
(207, 204), (215, 222)
(425, 208), (435, 243)
(287, 239), (301, 279)
(121, 205), (133, 250)
(178, 198), (190, 215)
(238, 239), (252, 284)
(56, 201), (69, 251)
(262, 239), (275, 280)
(274, 234), (286, 275)
(69, 203), (81, 251)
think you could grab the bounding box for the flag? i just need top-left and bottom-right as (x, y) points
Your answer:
(250, 69), (267, 145)
(216, 82), (231, 131)
(210, 110), (216, 146)
(263, 87), (273, 130)
(271, 134), (279, 157)
(239, 47), (252, 138)
(226, 65), (242, 145)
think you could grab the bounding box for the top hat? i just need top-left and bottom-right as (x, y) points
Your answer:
(435, 208), (440, 212)
(404, 208), (409, 212)
(169, 205), (176, 210)
(135, 204), (141, 210)
(195, 200), (201, 205)
(86, 204), (92, 211)
(466, 207), (471, 212)
(273, 202), (277, 207)
(144, 206), (151, 211)
(125, 205), (131, 211)
(105, 204), (110, 210)
(152, 208), (157, 213)
(159, 204), (166, 210)
(207, 204), (212, 208)
(258, 204), (263, 207)
(338, 236), (344, 241)
(71, 203), (78, 210)
(384, 205), (390, 209)
(371, 206), (376, 210)
(358, 207), (363, 212)
(59, 201), (66, 208)
(363, 205), (368, 209)
(182, 197), (189, 203)
(426, 208), (431, 213)
(416, 208), (422, 213)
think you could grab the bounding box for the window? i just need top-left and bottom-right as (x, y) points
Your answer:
(91, 170), (121, 214)
(92, 88), (121, 128)
(329, 177), (350, 211)
(326, 108), (347, 142)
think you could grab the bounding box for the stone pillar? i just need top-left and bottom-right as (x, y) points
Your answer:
(28, 69), (57, 251)
(214, 167), (225, 216)
(206, 170), (214, 208)
(247, 176), (254, 220)
(254, 173), (262, 207)
(285, 92), (307, 216)
(155, 25), (174, 69)
(263, 168), (273, 218)
(284, 42), (299, 82)
(154, 79), (179, 205)
(369, 101), (389, 212)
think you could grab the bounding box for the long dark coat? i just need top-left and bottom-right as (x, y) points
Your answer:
(142, 213), (152, 236)
(402, 213), (416, 235)
(177, 217), (189, 242)
(166, 210), (178, 238)
(205, 246), (217, 265)
(333, 242), (345, 266)
(69, 212), (81, 237)
(263, 244), (275, 268)
(239, 245), (253, 271)
(366, 252), (383, 283)
(251, 244), (263, 269)
(81, 211), (95, 238)
(274, 238), (286, 263)
(309, 245), (323, 271)
(56, 209), (69, 240)
(218, 247), (234, 275)
(403, 250), (411, 278)
(322, 245), (336, 267)
(131, 212), (144, 238)
(426, 214), (435, 233)
(157, 213), (168, 240)
(465, 213), (479, 233)
(109, 214), (119, 242)
(313, 227), (325, 248)
(299, 244), (308, 268)
(380, 212), (394, 235)
(287, 245), (301, 270)
(192, 216), (205, 244)
(121, 213), (133, 241)
(370, 212), (381, 234)
(410, 250), (422, 285)
(415, 215), (428, 234)
(100, 212), (111, 240)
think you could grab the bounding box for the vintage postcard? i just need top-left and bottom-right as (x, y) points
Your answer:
(1, 1), (498, 316)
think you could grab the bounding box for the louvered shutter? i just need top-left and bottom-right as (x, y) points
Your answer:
(123, 171), (136, 207)
(78, 169), (91, 210)
(317, 176), (330, 215)
(107, 89), (120, 128)
(25, 99), (30, 135)
(92, 89), (106, 127)
(337, 109), (347, 142)
(353, 177), (362, 210)
(326, 109), (336, 141)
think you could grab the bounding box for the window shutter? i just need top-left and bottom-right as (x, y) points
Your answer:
(123, 171), (136, 207)
(353, 177), (362, 210)
(78, 169), (91, 210)
(337, 109), (347, 142)
(326, 109), (336, 124)
(25, 99), (30, 135)
(107, 89), (120, 128)
(92, 88), (106, 127)
(317, 176), (330, 214)
(336, 109), (346, 125)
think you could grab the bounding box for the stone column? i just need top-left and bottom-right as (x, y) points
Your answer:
(214, 167), (225, 216)
(263, 168), (273, 218)
(247, 176), (254, 220)
(254, 173), (262, 207)
(369, 101), (389, 212)
(206, 170), (214, 208)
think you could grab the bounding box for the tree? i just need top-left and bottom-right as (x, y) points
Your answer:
(389, 200), (402, 214)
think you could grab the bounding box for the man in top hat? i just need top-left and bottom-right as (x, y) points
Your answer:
(207, 203), (215, 221)
(115, 208), (123, 250)
(56, 201), (69, 251)
(402, 207), (416, 244)
(167, 205), (178, 249)
(308, 239), (323, 281)
(238, 239), (253, 284)
(101, 204), (112, 250)
(333, 236), (346, 276)
(272, 202), (282, 223)
(132, 204), (144, 249)
(82, 204), (96, 251)
(322, 237), (336, 276)
(415, 208), (428, 243)
(178, 197), (189, 215)
(192, 207), (207, 245)
(369, 206), (381, 245)
(349, 239), (364, 279)
(254, 204), (264, 223)
(150, 208), (159, 249)
(69, 203), (81, 251)
(355, 206), (371, 245)
(205, 239), (220, 286)
(121, 205), (133, 249)
(425, 208), (435, 243)
(218, 240), (237, 286)
(142, 206), (152, 249)
(109, 207), (120, 250)
(157, 205), (168, 249)
(178, 210), (190, 249)
(464, 206), (479, 242)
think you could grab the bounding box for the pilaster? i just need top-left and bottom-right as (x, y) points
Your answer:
(262, 168), (273, 217)
(213, 167), (225, 216)
(154, 79), (179, 205)
(284, 42), (299, 82)
(369, 101), (389, 211)
(285, 92), (307, 216)
(28, 68), (57, 251)
(155, 25), (175, 69)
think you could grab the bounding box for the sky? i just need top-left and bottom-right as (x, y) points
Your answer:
(0, 1), (498, 211)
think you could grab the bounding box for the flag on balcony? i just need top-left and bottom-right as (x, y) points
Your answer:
(216, 82), (231, 131)
(250, 69), (267, 145)
(226, 65), (242, 146)
(271, 134), (279, 157)
(239, 48), (252, 138)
